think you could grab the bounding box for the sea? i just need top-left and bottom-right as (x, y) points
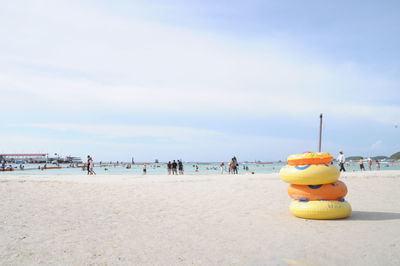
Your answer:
(1, 161), (399, 175)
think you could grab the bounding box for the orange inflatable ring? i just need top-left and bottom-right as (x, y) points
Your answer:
(288, 181), (348, 201)
(287, 152), (333, 166)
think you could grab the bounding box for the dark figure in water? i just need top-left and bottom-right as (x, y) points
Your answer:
(172, 160), (178, 175)
(178, 160), (184, 175)
(232, 156), (238, 174)
(87, 155), (91, 175)
(167, 161), (172, 175)
(359, 158), (365, 171)
(87, 155), (96, 175)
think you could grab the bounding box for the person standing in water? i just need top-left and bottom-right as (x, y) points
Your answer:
(229, 159), (235, 174)
(220, 162), (225, 174)
(376, 160), (380, 170)
(359, 158), (365, 171)
(143, 165), (147, 175)
(178, 160), (184, 175)
(90, 156), (96, 175)
(87, 155), (91, 175)
(172, 160), (178, 175)
(337, 151), (346, 172)
(87, 155), (96, 175)
(233, 156), (238, 174)
(368, 158), (373, 171)
(167, 161), (172, 175)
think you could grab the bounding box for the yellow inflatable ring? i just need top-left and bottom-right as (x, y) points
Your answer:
(287, 152), (333, 166)
(279, 164), (339, 185)
(290, 200), (352, 220)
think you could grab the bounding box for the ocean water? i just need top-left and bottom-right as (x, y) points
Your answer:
(1, 162), (281, 175)
(1, 161), (399, 175)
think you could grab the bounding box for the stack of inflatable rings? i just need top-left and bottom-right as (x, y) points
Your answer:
(279, 152), (352, 220)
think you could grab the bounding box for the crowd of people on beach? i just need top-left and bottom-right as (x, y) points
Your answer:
(1, 153), (394, 174)
(357, 157), (380, 171)
(337, 152), (382, 172)
(166, 160), (184, 175)
(219, 156), (239, 174)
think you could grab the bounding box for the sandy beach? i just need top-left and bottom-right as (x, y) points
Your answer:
(1, 171), (400, 266)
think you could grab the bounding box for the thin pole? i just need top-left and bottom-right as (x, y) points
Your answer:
(318, 114), (323, 152)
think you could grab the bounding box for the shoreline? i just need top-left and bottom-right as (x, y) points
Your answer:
(1, 169), (400, 182)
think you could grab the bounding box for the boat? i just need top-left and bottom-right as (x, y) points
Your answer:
(0, 168), (14, 171)
(43, 166), (62, 170)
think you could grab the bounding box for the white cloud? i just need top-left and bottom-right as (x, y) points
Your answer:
(0, 0), (399, 124)
(1, 1), (400, 161)
(11, 123), (320, 161)
(23, 123), (225, 142)
(0, 134), (87, 155)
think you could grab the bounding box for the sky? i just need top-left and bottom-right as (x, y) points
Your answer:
(0, 0), (399, 162)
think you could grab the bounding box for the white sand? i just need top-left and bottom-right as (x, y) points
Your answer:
(1, 171), (400, 266)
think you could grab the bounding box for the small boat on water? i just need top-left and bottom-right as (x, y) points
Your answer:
(0, 168), (14, 171)
(43, 166), (62, 170)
